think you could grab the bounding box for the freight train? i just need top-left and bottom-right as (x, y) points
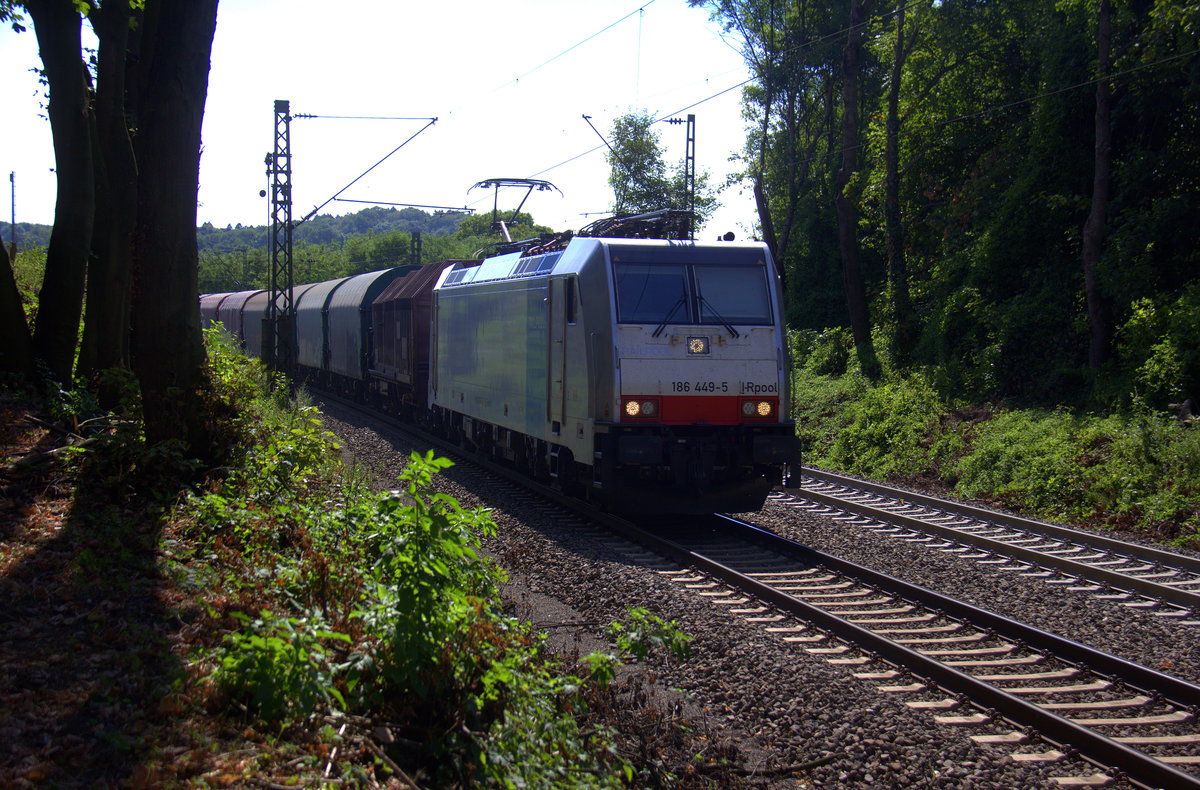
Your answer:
(201, 213), (800, 514)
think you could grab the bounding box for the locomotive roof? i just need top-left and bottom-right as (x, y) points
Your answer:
(437, 237), (772, 290)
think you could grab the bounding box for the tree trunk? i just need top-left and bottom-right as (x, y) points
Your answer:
(0, 240), (34, 376)
(130, 0), (218, 455)
(833, 0), (878, 376)
(79, 0), (138, 384)
(26, 0), (94, 384)
(1081, 0), (1112, 370)
(884, 1), (912, 364)
(754, 175), (783, 285)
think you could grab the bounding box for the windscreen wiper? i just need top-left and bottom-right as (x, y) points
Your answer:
(652, 295), (687, 338)
(698, 294), (740, 338)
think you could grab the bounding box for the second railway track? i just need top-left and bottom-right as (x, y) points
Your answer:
(781, 468), (1200, 623)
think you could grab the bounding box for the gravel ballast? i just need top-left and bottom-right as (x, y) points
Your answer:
(317, 399), (1195, 788)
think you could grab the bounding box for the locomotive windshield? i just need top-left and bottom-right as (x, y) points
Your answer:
(614, 261), (772, 326)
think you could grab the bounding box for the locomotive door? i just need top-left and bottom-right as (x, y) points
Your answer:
(547, 277), (568, 434)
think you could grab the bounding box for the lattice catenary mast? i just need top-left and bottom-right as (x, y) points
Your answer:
(265, 99), (295, 371)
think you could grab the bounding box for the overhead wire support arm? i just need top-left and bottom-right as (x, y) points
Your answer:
(296, 116), (438, 226)
(581, 115), (614, 153)
(333, 198), (473, 214)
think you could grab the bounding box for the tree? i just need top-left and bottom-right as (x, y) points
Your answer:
(24, 0), (94, 384)
(882, 1), (910, 363)
(78, 0), (137, 379)
(129, 0), (219, 451)
(833, 0), (878, 377)
(1080, 0), (1112, 371)
(14, 0), (220, 458)
(0, 240), (33, 375)
(605, 111), (718, 231)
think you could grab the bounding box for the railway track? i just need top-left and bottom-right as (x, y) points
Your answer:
(319, 395), (1200, 785)
(778, 468), (1200, 623)
(607, 514), (1200, 789)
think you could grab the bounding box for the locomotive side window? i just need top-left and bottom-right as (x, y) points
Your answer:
(566, 277), (577, 325)
(694, 264), (772, 325)
(614, 262), (689, 323)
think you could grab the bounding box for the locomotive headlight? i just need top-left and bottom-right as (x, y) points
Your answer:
(624, 399), (659, 418)
(741, 399), (776, 418)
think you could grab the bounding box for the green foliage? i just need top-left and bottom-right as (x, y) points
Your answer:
(348, 450), (505, 711)
(1112, 284), (1200, 409)
(824, 375), (948, 479)
(604, 606), (692, 664)
(195, 205), (567, 294)
(9, 245), (45, 325)
(605, 110), (718, 229)
(953, 408), (1082, 513)
(790, 356), (1200, 545)
(185, 348), (635, 783)
(211, 609), (350, 727)
(793, 327), (855, 377)
(708, 0), (1200, 408)
(475, 655), (631, 790)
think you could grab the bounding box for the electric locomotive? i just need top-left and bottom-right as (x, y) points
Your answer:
(427, 233), (799, 514)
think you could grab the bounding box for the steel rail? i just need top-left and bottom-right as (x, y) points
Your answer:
(315, 395), (1200, 787)
(790, 482), (1200, 612)
(616, 514), (1200, 790)
(799, 466), (1200, 575)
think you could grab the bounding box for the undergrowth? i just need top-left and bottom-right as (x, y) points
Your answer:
(791, 331), (1200, 549)
(172, 328), (694, 787)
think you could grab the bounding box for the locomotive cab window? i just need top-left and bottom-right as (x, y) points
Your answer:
(614, 260), (772, 326)
(614, 262), (689, 323)
(566, 277), (577, 325)
(694, 264), (772, 325)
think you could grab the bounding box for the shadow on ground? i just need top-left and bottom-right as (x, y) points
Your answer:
(0, 441), (189, 788)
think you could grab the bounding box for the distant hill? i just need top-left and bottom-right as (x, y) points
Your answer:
(200, 205), (466, 251)
(1, 205), (468, 255)
(1, 222), (50, 251)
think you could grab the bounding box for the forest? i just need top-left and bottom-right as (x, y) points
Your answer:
(695, 0), (1199, 413)
(6, 2), (1198, 420)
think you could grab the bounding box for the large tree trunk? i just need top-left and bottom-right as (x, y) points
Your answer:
(79, 0), (138, 383)
(834, 0), (878, 376)
(1081, 0), (1112, 369)
(26, 0), (94, 384)
(0, 241), (33, 376)
(884, 1), (912, 364)
(130, 0), (218, 455)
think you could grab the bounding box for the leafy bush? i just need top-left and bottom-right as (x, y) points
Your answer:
(210, 608), (349, 726)
(603, 606), (692, 664)
(1072, 412), (1200, 542)
(791, 358), (1199, 545)
(793, 326), (855, 376)
(348, 451), (504, 711)
(187, 342), (642, 785)
(816, 373), (950, 479)
(1113, 284), (1200, 410)
(952, 408), (1082, 514)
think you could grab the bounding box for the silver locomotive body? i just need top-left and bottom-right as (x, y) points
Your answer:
(429, 237), (798, 514)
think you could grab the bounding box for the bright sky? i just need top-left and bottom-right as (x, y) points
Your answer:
(1, 0), (762, 240)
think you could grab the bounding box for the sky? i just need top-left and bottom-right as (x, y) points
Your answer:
(1, 0), (762, 241)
